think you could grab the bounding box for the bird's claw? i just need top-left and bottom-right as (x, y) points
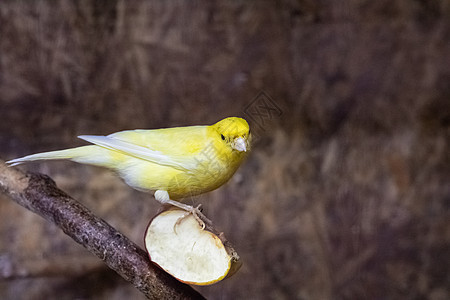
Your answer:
(174, 204), (207, 232)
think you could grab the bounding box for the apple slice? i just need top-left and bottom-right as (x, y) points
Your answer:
(145, 209), (241, 285)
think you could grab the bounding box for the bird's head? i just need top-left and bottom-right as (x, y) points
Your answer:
(212, 117), (251, 153)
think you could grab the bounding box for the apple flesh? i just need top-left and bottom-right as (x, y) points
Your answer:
(145, 209), (241, 285)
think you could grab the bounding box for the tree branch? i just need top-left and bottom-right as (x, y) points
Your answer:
(0, 160), (205, 300)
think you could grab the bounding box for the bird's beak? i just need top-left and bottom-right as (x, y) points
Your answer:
(232, 137), (247, 152)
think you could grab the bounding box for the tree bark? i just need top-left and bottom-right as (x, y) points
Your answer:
(0, 160), (205, 300)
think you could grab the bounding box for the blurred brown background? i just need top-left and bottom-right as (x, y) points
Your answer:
(1, 1), (449, 299)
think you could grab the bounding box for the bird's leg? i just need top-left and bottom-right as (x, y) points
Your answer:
(154, 190), (209, 230)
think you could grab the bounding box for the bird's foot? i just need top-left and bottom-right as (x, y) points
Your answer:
(175, 204), (207, 230)
(154, 190), (211, 231)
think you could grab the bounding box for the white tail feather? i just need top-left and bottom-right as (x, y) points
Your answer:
(7, 147), (91, 166)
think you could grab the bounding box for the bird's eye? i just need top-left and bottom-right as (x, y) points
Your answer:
(221, 134), (225, 141)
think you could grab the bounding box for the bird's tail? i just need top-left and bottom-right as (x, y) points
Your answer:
(7, 145), (108, 167)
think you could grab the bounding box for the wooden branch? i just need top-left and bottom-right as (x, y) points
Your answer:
(0, 160), (205, 300)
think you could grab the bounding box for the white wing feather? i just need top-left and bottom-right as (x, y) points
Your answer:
(78, 135), (195, 171)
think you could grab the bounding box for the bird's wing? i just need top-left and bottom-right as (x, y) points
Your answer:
(78, 135), (197, 171)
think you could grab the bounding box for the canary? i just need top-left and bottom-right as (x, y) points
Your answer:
(8, 117), (251, 226)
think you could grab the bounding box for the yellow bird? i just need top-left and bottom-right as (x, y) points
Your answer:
(8, 117), (251, 225)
